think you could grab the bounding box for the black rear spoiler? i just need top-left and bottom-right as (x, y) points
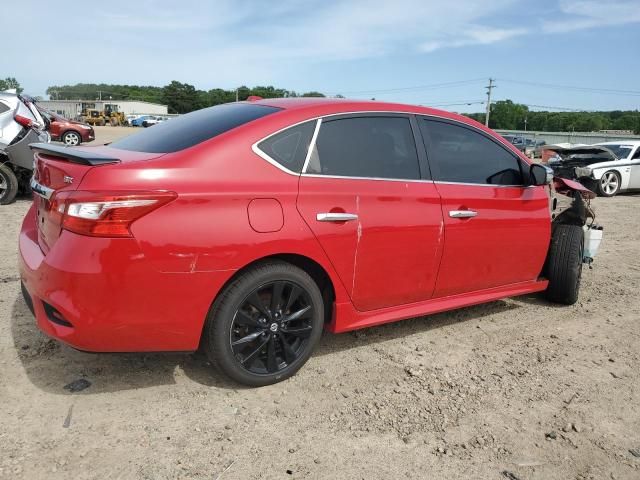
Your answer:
(29, 143), (120, 166)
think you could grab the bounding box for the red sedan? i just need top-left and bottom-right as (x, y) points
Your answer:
(19, 98), (594, 386)
(38, 108), (95, 146)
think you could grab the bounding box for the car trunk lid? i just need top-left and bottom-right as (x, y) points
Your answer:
(29, 143), (163, 253)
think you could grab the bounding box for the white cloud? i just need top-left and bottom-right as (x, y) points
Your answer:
(543, 0), (640, 33)
(420, 26), (528, 52)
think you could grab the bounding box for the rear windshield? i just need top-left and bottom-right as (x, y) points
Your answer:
(109, 103), (281, 153)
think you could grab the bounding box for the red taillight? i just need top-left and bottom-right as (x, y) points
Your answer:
(50, 191), (177, 237)
(14, 114), (34, 128)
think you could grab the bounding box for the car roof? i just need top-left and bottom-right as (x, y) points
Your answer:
(253, 97), (470, 121)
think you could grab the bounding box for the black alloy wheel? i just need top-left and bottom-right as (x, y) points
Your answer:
(230, 280), (314, 375)
(204, 261), (324, 387)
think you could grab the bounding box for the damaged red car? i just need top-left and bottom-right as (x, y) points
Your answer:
(18, 98), (601, 386)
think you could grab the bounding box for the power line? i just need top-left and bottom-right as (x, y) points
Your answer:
(498, 79), (640, 97)
(327, 78), (486, 96)
(419, 100), (485, 107)
(519, 103), (586, 112)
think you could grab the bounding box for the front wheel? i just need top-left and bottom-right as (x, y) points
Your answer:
(544, 224), (584, 305)
(203, 262), (324, 387)
(597, 170), (621, 197)
(62, 131), (81, 146)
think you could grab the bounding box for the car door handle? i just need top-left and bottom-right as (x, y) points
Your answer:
(316, 212), (359, 222)
(449, 210), (478, 218)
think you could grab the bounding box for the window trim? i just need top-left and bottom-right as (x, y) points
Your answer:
(251, 110), (533, 185)
(302, 113), (425, 181)
(418, 115), (529, 188)
(252, 118), (320, 175)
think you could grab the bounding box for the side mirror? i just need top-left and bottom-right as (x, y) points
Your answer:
(529, 163), (553, 186)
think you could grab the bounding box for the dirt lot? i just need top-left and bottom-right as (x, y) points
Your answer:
(88, 125), (137, 145)
(1, 133), (639, 478)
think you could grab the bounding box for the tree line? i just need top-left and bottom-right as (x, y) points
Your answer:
(466, 100), (640, 134)
(45, 81), (327, 114)
(6, 77), (639, 134)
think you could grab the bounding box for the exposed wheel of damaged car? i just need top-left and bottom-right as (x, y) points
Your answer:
(0, 163), (19, 205)
(203, 262), (324, 387)
(597, 170), (620, 197)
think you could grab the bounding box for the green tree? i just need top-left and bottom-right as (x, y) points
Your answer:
(488, 100), (529, 129)
(301, 91), (325, 97)
(161, 81), (200, 114)
(0, 77), (23, 94)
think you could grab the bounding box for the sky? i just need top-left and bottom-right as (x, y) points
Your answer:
(5, 0), (640, 113)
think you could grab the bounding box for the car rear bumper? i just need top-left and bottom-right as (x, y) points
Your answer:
(18, 204), (233, 352)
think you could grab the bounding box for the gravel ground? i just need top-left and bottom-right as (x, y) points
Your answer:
(1, 135), (639, 479)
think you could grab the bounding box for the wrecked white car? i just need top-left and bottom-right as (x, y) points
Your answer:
(547, 141), (640, 197)
(0, 91), (50, 204)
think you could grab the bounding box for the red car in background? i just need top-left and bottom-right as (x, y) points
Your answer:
(19, 98), (598, 387)
(37, 108), (94, 146)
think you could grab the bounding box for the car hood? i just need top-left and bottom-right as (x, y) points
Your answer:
(545, 144), (618, 166)
(53, 118), (92, 128)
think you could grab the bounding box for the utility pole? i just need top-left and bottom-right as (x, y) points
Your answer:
(485, 78), (495, 127)
(235, 88), (239, 102)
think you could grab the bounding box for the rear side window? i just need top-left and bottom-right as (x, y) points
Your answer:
(307, 116), (420, 180)
(420, 119), (523, 186)
(257, 121), (316, 172)
(110, 103), (281, 153)
(0, 102), (9, 114)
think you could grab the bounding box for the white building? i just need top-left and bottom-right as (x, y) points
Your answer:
(37, 99), (168, 119)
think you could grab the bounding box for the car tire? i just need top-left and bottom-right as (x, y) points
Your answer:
(596, 170), (621, 197)
(0, 163), (19, 205)
(203, 261), (324, 387)
(62, 131), (82, 146)
(544, 224), (584, 305)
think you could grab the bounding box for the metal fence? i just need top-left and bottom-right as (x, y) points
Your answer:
(495, 129), (640, 145)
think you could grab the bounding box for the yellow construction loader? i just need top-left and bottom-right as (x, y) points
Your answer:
(80, 103), (126, 126)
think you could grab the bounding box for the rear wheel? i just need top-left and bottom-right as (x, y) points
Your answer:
(203, 262), (324, 387)
(597, 170), (620, 197)
(545, 224), (584, 305)
(0, 163), (19, 205)
(62, 131), (81, 146)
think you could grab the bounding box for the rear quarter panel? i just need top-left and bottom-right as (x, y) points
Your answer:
(77, 121), (352, 306)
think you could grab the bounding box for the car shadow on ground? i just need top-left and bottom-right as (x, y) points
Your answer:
(11, 289), (520, 395)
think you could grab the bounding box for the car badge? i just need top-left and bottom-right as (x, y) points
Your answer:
(63, 175), (74, 184)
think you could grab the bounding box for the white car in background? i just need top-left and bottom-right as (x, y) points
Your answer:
(547, 141), (640, 197)
(125, 114), (142, 126)
(142, 116), (168, 128)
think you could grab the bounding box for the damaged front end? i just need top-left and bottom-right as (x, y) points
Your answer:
(550, 177), (603, 266)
